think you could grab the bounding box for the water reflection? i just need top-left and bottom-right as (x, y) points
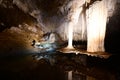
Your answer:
(32, 52), (117, 80)
(0, 52), (119, 80)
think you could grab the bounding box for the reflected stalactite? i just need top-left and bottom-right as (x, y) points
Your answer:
(68, 71), (72, 80)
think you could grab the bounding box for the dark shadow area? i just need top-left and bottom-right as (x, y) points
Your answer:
(0, 54), (65, 80)
(105, 3), (120, 54)
(0, 52), (120, 80)
(73, 40), (87, 50)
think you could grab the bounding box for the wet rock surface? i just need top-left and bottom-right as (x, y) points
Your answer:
(0, 23), (43, 55)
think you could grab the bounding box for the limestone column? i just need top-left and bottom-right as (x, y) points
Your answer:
(87, 0), (107, 52)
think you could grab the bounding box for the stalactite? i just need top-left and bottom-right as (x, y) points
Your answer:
(57, 0), (86, 41)
(86, 0), (108, 52)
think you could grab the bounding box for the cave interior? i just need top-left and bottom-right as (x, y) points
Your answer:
(0, 0), (120, 80)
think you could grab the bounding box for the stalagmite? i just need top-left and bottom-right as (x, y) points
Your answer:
(87, 1), (108, 52)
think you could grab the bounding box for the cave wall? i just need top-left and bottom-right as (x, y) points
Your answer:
(0, 0), (44, 54)
(0, 0), (37, 31)
(13, 0), (87, 40)
(105, 1), (120, 53)
(12, 0), (117, 40)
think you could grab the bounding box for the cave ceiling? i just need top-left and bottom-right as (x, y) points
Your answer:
(0, 0), (108, 30)
(0, 0), (119, 31)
